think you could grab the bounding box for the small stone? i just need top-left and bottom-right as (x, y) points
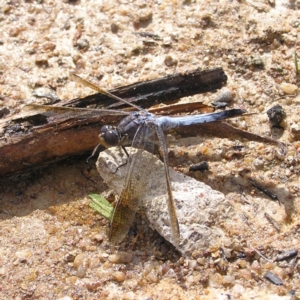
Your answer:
(42, 42), (56, 52)
(108, 254), (121, 263)
(2, 4), (11, 13)
(266, 105), (286, 125)
(112, 271), (126, 282)
(35, 55), (49, 68)
(108, 251), (132, 264)
(189, 161), (209, 172)
(161, 264), (170, 275)
(145, 269), (159, 283)
(164, 55), (177, 67)
(26, 16), (35, 25)
(134, 9), (152, 24)
(63, 20), (71, 30)
(73, 253), (89, 278)
(251, 260), (261, 273)
(232, 284), (245, 297)
(279, 82), (298, 94)
(15, 249), (32, 262)
(111, 23), (119, 33)
(9, 27), (21, 37)
(249, 56), (264, 68)
(197, 258), (206, 265)
(85, 281), (102, 291)
(223, 275), (235, 284)
(72, 54), (86, 69)
(212, 87), (233, 108)
(76, 38), (89, 51)
(0, 107), (9, 119)
(0, 267), (6, 276)
(209, 273), (223, 287)
(238, 269), (252, 280)
(162, 36), (172, 46)
(223, 237), (233, 247)
(32, 87), (59, 102)
(253, 157), (265, 168)
(264, 271), (283, 286)
(290, 123), (300, 140)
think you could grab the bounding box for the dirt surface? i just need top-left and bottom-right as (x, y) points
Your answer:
(0, 0), (300, 299)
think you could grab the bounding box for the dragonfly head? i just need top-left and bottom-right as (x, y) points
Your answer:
(98, 125), (119, 148)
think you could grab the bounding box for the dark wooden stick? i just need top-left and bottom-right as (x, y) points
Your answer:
(63, 67), (227, 109)
(0, 67), (280, 179)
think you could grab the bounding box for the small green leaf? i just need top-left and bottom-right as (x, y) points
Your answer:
(89, 193), (114, 221)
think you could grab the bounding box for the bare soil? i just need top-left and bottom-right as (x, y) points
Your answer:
(0, 1), (300, 299)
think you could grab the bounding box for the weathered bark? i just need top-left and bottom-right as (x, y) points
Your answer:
(63, 67), (228, 109)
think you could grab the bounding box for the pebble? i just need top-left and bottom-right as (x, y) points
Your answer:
(32, 87), (59, 102)
(232, 284), (245, 297)
(223, 237), (233, 248)
(164, 55), (177, 67)
(85, 281), (102, 291)
(253, 157), (265, 168)
(0, 267), (6, 276)
(76, 38), (89, 51)
(145, 269), (159, 283)
(73, 253), (89, 278)
(209, 273), (223, 287)
(108, 252), (133, 264)
(112, 271), (126, 282)
(197, 258), (206, 266)
(251, 260), (261, 273)
(189, 161), (209, 172)
(290, 123), (300, 140)
(223, 275), (235, 284)
(9, 27), (21, 37)
(134, 9), (152, 23)
(279, 82), (298, 94)
(0, 107), (9, 118)
(212, 87), (233, 107)
(264, 271), (283, 286)
(266, 105), (286, 125)
(35, 55), (49, 68)
(42, 42), (56, 52)
(15, 249), (32, 261)
(2, 4), (11, 13)
(111, 23), (119, 33)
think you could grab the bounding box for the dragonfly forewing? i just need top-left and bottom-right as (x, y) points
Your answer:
(154, 123), (180, 247)
(109, 122), (155, 244)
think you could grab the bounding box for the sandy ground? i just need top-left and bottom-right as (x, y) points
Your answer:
(0, 0), (300, 299)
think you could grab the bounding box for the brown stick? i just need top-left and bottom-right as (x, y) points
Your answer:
(63, 67), (228, 109)
(0, 68), (227, 178)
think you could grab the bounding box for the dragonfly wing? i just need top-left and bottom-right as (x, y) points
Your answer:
(154, 124), (180, 247)
(24, 104), (130, 116)
(109, 188), (139, 246)
(109, 122), (153, 245)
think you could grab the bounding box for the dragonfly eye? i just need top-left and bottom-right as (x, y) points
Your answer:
(99, 125), (119, 146)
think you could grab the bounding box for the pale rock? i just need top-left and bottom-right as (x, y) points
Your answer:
(96, 147), (234, 256)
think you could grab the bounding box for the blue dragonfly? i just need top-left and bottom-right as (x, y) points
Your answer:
(71, 74), (245, 247)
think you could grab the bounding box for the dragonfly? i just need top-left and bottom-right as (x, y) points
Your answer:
(71, 74), (245, 247)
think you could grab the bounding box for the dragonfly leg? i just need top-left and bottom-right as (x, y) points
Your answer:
(112, 145), (129, 174)
(86, 143), (102, 163)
